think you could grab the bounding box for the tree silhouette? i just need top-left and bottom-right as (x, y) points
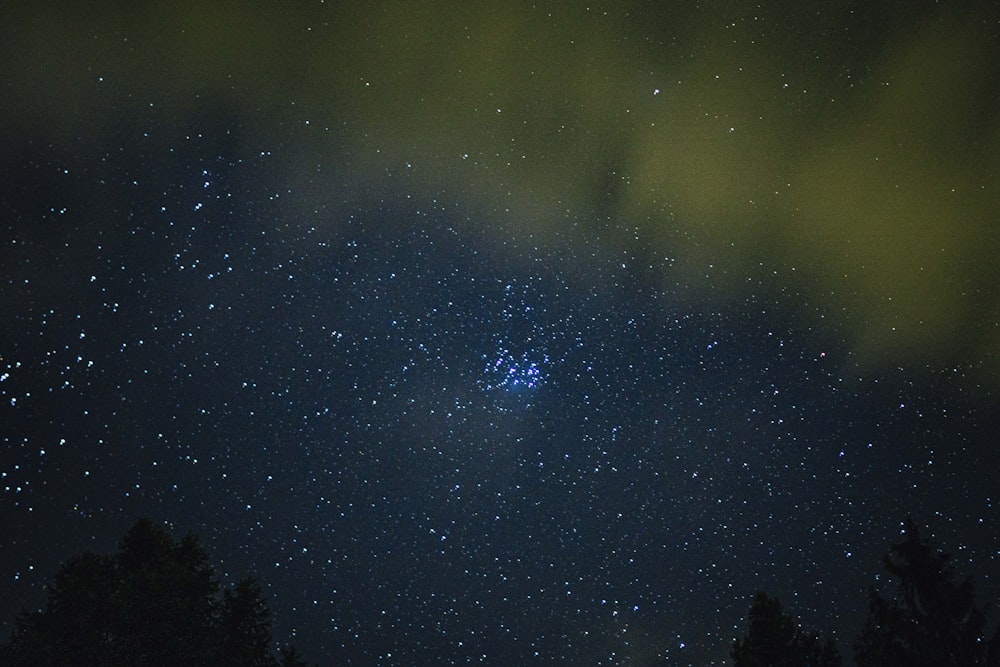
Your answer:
(217, 577), (276, 667)
(0, 519), (312, 667)
(113, 519), (217, 665)
(280, 644), (311, 667)
(732, 591), (841, 667)
(854, 516), (1000, 667)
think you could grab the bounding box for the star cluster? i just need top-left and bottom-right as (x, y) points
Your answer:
(482, 349), (547, 391)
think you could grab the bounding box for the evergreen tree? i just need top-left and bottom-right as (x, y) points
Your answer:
(113, 519), (218, 666)
(217, 577), (277, 667)
(9, 552), (119, 667)
(281, 644), (311, 667)
(854, 516), (998, 667)
(732, 591), (840, 667)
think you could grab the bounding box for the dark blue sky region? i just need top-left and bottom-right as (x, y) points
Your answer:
(3, 3), (999, 665)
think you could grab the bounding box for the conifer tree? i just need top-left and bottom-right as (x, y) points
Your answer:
(854, 517), (999, 667)
(733, 591), (840, 667)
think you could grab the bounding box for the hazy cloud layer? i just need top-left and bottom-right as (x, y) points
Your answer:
(6, 1), (998, 384)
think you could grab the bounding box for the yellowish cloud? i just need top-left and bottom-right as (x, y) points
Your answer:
(4, 3), (997, 383)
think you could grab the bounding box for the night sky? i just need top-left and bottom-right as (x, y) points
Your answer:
(3, 2), (1000, 665)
